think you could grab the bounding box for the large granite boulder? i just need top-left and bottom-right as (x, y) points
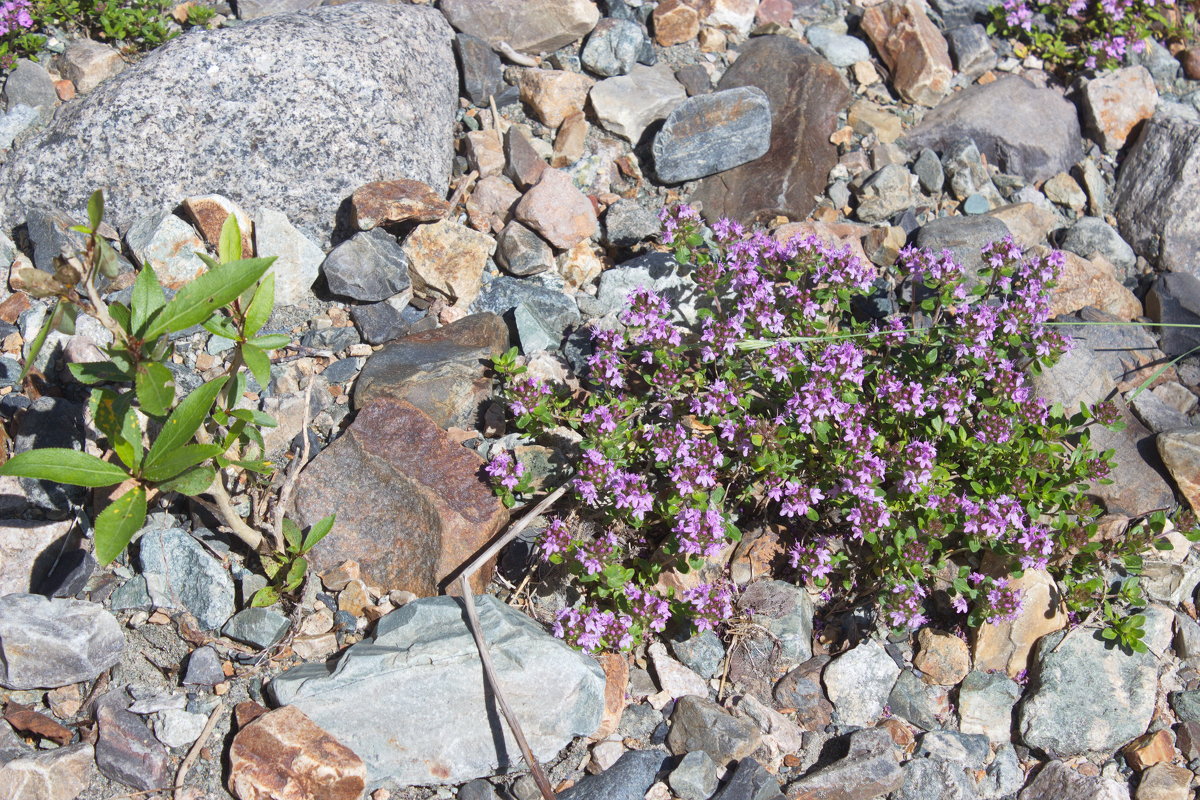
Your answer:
(0, 3), (457, 247)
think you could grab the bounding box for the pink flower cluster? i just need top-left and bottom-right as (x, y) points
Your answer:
(0, 0), (33, 37)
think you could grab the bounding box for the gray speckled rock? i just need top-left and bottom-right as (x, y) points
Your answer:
(222, 607), (291, 649)
(322, 227), (411, 302)
(823, 640), (900, 727)
(560, 749), (668, 800)
(0, 3), (456, 248)
(270, 595), (606, 787)
(652, 87), (772, 184)
(138, 527), (235, 631)
(903, 75), (1082, 183)
(0, 594), (123, 690)
(1058, 216), (1136, 277)
(1019, 629), (1156, 757)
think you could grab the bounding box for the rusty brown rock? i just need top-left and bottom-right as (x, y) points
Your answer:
(693, 36), (850, 225)
(1049, 251), (1142, 321)
(292, 396), (508, 595)
(1137, 762), (1193, 800)
(182, 194), (254, 255)
(350, 179), (450, 230)
(229, 705), (366, 800)
(653, 0), (701, 46)
(913, 629), (970, 686)
(402, 218), (496, 307)
(861, 0), (953, 107)
(594, 653), (630, 739)
(518, 69), (594, 128)
(352, 312), (508, 429)
(1182, 48), (1200, 81)
(1082, 66), (1158, 151)
(514, 168), (598, 250)
(1123, 728), (1176, 771)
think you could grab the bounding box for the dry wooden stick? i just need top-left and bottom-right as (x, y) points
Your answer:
(174, 702), (224, 800)
(455, 484), (568, 800)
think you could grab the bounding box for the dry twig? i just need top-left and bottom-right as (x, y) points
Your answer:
(174, 702), (224, 800)
(454, 484), (568, 800)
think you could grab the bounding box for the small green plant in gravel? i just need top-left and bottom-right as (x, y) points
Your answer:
(0, 190), (332, 604)
(490, 205), (1191, 654)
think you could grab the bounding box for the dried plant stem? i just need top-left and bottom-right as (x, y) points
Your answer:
(174, 702), (224, 799)
(454, 484), (568, 800)
(458, 574), (556, 800)
(271, 376), (314, 552)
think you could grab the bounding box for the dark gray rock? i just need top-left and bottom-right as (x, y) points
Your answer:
(670, 630), (726, 681)
(581, 18), (646, 77)
(941, 138), (1000, 203)
(322, 356), (362, 384)
(24, 207), (87, 273)
(739, 580), (814, 667)
(618, 703), (662, 742)
(300, 325), (360, 352)
(945, 25), (996, 80)
(322, 228), (411, 302)
(0, 719), (27, 764)
(887, 669), (945, 731)
(0, 3), (457, 247)
(496, 221), (554, 277)
(458, 779), (501, 800)
(903, 75), (1082, 183)
(1114, 107), (1200, 276)
(454, 33), (505, 106)
(1171, 690), (1200, 722)
(352, 311), (506, 426)
(1132, 389), (1192, 432)
(669, 749), (719, 800)
(94, 689), (171, 791)
(914, 214), (1011, 283)
(1058, 216), (1136, 278)
(895, 757), (979, 800)
(856, 164), (916, 223)
(182, 645), (225, 686)
(271, 596), (606, 787)
(13, 396), (85, 512)
(913, 147), (944, 194)
(439, 0), (600, 55)
(785, 727), (903, 799)
(930, 0), (993, 26)
(3, 59), (57, 121)
(1019, 629), (1156, 757)
(109, 576), (153, 612)
(693, 36), (850, 224)
(138, 527), (235, 631)
(471, 276), (580, 345)
(222, 607), (290, 649)
(603, 200), (661, 248)
(653, 87), (771, 184)
(1131, 37), (1181, 85)
(351, 301), (426, 346)
(711, 757), (785, 800)
(560, 749), (667, 800)
(666, 695), (762, 765)
(674, 65), (711, 97)
(1146, 272), (1200, 359)
(0, 594), (123, 689)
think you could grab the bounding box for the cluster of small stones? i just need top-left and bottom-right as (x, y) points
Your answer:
(1, 0), (1200, 799)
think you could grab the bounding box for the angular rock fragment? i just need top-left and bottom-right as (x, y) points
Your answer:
(652, 87), (771, 184)
(861, 0), (953, 107)
(350, 178), (450, 230)
(228, 705), (366, 800)
(0, 594), (123, 690)
(440, 0), (600, 55)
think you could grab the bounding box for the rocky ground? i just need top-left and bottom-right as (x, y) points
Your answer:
(1, 0), (1200, 799)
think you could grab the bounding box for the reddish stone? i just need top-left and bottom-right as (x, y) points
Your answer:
(228, 706), (366, 800)
(292, 397), (508, 595)
(182, 194), (254, 256)
(517, 69), (593, 128)
(1123, 728), (1176, 771)
(504, 127), (548, 190)
(465, 175), (520, 233)
(350, 179), (450, 230)
(235, 701), (270, 729)
(54, 79), (75, 101)
(514, 168), (598, 250)
(756, 0), (794, 25)
(594, 653), (630, 739)
(1182, 48), (1200, 81)
(552, 110), (588, 168)
(693, 36), (850, 225)
(1081, 66), (1158, 151)
(861, 0), (952, 107)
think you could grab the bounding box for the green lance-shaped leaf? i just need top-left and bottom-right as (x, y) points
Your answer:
(141, 376), (227, 477)
(142, 443), (224, 482)
(240, 343), (271, 391)
(142, 256), (275, 340)
(87, 190), (105, 231)
(218, 213), (243, 264)
(0, 448), (130, 487)
(135, 361), (175, 417)
(301, 514), (335, 554)
(20, 300), (58, 382)
(156, 465), (216, 497)
(94, 485), (147, 566)
(131, 263), (167, 338)
(244, 272), (275, 338)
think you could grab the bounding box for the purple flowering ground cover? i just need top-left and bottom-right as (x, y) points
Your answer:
(489, 207), (1187, 655)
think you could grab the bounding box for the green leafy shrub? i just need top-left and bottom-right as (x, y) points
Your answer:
(491, 206), (1185, 653)
(0, 190), (332, 603)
